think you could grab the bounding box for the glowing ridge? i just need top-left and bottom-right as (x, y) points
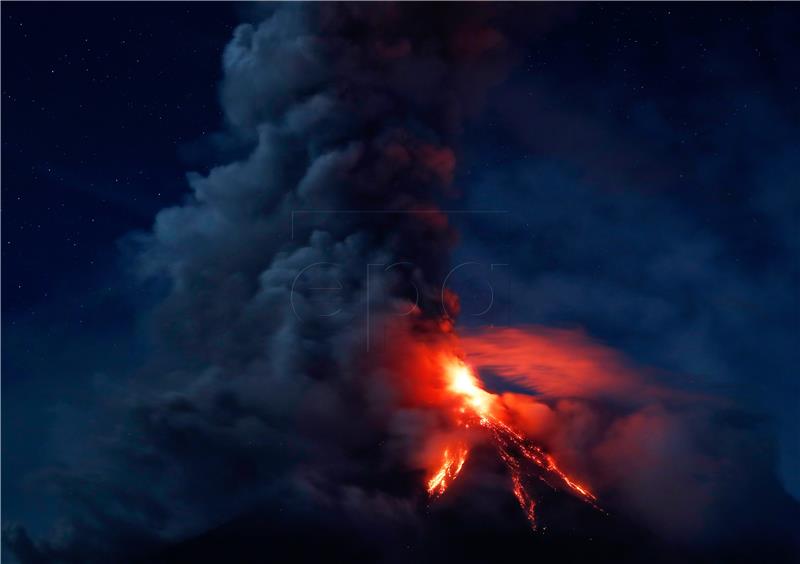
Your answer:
(426, 357), (601, 528)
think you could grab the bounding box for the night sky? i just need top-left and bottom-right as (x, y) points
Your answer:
(3, 3), (799, 563)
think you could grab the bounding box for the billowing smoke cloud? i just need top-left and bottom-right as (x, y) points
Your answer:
(3, 4), (513, 562)
(5, 4), (799, 563)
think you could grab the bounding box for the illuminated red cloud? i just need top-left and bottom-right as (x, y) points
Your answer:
(460, 325), (663, 402)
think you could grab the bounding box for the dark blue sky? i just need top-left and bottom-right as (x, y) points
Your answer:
(3, 4), (238, 313)
(4, 4), (240, 537)
(3, 4), (799, 562)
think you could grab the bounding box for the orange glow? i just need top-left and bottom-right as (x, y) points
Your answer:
(460, 326), (653, 400)
(445, 357), (495, 416)
(427, 352), (601, 528)
(426, 444), (468, 498)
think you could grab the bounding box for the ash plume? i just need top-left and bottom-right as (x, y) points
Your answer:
(3, 4), (511, 562)
(5, 5), (798, 564)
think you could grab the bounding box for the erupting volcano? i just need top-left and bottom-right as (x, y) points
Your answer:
(426, 355), (601, 529)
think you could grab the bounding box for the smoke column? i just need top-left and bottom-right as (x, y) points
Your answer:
(4, 5), (513, 562)
(6, 6), (796, 564)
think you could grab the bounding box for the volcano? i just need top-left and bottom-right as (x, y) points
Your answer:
(424, 356), (601, 529)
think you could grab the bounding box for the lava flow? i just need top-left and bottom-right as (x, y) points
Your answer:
(426, 356), (600, 529)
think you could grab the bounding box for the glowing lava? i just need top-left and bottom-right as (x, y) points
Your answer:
(426, 356), (600, 528)
(447, 359), (495, 417)
(426, 444), (469, 498)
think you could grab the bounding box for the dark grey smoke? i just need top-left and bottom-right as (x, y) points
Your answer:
(5, 5), (799, 563)
(3, 5), (511, 562)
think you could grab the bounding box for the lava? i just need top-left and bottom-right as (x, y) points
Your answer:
(426, 444), (469, 498)
(426, 356), (601, 528)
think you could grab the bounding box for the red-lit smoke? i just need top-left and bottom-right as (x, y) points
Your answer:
(377, 321), (610, 529)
